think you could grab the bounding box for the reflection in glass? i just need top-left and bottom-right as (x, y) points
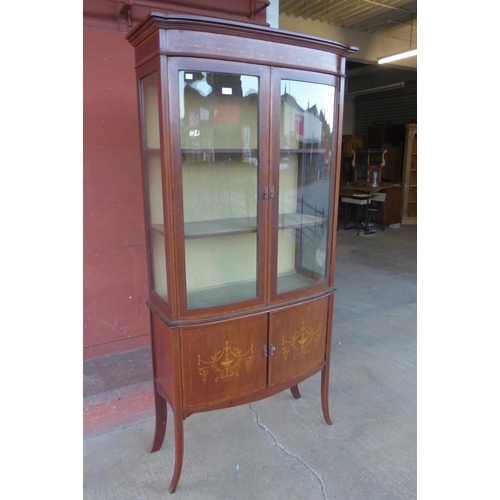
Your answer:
(277, 80), (335, 294)
(141, 72), (168, 302)
(179, 71), (260, 309)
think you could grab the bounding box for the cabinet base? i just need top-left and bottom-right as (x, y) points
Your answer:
(151, 366), (331, 493)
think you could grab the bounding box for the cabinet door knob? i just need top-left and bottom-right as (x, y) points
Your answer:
(270, 186), (275, 199)
(263, 344), (276, 357)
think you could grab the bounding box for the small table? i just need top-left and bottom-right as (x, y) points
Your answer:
(340, 182), (401, 230)
(341, 193), (376, 235)
(340, 182), (393, 195)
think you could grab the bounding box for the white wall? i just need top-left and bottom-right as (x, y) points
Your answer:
(267, 0), (279, 28)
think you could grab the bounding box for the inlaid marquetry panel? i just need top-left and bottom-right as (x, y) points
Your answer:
(181, 314), (268, 407)
(268, 296), (329, 387)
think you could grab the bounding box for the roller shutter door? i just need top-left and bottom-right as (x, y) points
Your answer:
(354, 81), (417, 135)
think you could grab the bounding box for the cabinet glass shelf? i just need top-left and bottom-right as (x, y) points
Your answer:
(185, 270), (319, 310)
(280, 149), (328, 153)
(186, 279), (257, 309)
(145, 148), (257, 163)
(151, 212), (325, 239)
(182, 150), (258, 164)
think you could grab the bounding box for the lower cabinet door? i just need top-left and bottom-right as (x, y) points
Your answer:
(181, 314), (268, 408)
(268, 296), (329, 387)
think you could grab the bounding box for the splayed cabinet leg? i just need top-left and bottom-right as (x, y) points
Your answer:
(150, 387), (167, 453)
(290, 384), (301, 399)
(168, 407), (185, 494)
(321, 367), (332, 425)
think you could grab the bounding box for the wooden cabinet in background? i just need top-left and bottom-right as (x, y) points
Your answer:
(127, 13), (356, 493)
(401, 124), (417, 224)
(383, 145), (404, 181)
(343, 134), (366, 156)
(341, 134), (365, 184)
(366, 124), (405, 181)
(371, 184), (402, 228)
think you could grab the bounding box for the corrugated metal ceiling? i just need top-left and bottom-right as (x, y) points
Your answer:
(279, 0), (417, 46)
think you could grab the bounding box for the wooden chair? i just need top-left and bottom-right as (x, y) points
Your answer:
(367, 191), (387, 230)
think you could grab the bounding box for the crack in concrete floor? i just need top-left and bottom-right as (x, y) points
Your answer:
(249, 404), (328, 500)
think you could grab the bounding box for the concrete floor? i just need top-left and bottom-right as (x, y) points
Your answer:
(83, 224), (417, 500)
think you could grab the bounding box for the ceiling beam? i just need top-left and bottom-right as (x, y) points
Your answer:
(361, 0), (414, 14)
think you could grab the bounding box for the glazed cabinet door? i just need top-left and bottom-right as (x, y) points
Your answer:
(180, 314), (268, 408)
(169, 59), (271, 317)
(270, 70), (339, 301)
(267, 296), (329, 387)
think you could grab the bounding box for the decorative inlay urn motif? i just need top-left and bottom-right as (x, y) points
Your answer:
(198, 341), (254, 382)
(282, 322), (321, 360)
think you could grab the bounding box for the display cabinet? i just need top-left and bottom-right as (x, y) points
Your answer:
(401, 124), (417, 224)
(127, 13), (356, 492)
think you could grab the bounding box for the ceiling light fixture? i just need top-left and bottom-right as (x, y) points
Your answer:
(378, 49), (417, 64)
(378, 13), (417, 65)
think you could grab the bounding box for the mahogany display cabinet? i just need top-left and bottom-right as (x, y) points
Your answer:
(126, 13), (356, 492)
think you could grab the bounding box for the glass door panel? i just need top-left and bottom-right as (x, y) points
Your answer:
(277, 79), (336, 294)
(179, 70), (261, 309)
(140, 72), (168, 302)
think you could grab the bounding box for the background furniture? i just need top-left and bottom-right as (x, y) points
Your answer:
(341, 193), (376, 235)
(371, 186), (402, 228)
(351, 147), (387, 186)
(366, 124), (405, 182)
(340, 129), (403, 228)
(341, 134), (365, 184)
(127, 13), (356, 493)
(367, 191), (387, 230)
(401, 124), (417, 224)
(339, 184), (402, 229)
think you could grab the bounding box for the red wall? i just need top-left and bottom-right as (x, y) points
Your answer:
(83, 26), (150, 359)
(83, 1), (269, 359)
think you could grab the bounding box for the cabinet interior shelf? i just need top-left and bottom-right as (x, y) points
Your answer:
(178, 148), (328, 153)
(187, 279), (257, 309)
(151, 212), (325, 239)
(281, 149), (328, 154)
(149, 148), (329, 161)
(187, 272), (318, 310)
(182, 148), (257, 154)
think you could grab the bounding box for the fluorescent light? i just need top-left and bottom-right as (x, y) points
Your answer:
(378, 49), (417, 64)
